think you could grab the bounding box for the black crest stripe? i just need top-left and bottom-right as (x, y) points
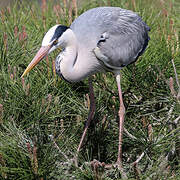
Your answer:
(50, 25), (69, 42)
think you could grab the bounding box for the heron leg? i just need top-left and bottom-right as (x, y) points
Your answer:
(116, 73), (125, 168)
(77, 77), (96, 153)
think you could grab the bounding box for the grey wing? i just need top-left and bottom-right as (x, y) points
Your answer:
(94, 12), (150, 70)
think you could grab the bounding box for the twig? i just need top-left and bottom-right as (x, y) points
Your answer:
(148, 124), (153, 141)
(132, 152), (145, 166)
(124, 128), (137, 140)
(49, 135), (69, 161)
(177, 91), (180, 101)
(151, 114), (165, 122)
(174, 116), (180, 125)
(131, 153), (145, 177)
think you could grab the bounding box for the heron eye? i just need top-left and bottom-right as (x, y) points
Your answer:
(53, 39), (58, 45)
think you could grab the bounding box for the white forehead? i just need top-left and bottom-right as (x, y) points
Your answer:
(42, 24), (60, 46)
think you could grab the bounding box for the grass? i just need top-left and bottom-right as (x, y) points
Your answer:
(0, 0), (180, 179)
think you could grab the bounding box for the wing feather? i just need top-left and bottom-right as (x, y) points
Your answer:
(96, 11), (150, 68)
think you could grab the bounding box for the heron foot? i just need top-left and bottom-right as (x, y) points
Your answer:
(90, 160), (127, 179)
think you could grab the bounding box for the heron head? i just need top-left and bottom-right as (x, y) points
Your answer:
(21, 24), (69, 77)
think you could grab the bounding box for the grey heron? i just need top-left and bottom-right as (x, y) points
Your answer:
(22, 7), (150, 167)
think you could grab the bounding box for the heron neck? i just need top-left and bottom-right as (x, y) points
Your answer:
(59, 29), (94, 82)
(58, 29), (78, 82)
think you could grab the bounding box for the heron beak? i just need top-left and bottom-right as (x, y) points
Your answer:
(21, 45), (51, 78)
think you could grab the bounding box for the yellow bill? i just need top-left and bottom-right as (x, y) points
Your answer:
(21, 45), (51, 78)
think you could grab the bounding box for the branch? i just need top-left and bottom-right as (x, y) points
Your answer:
(132, 152), (145, 166)
(49, 135), (69, 161)
(131, 152), (145, 178)
(124, 128), (137, 140)
(174, 116), (180, 125)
